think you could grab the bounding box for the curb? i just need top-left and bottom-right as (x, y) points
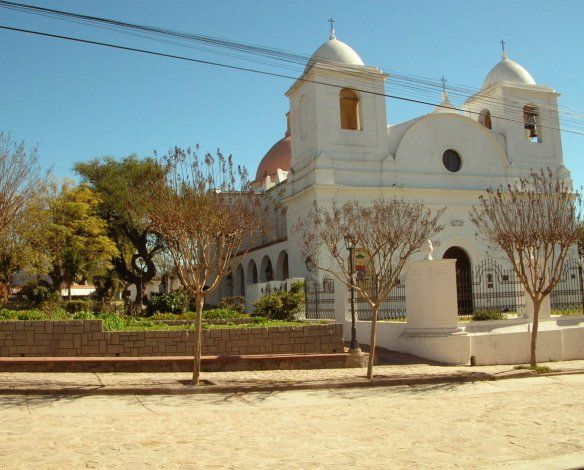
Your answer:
(1, 369), (582, 397)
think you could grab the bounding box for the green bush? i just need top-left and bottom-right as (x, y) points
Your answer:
(146, 291), (189, 316)
(16, 310), (46, 321)
(73, 310), (96, 320)
(218, 296), (246, 313)
(97, 313), (126, 331)
(21, 281), (61, 306)
(253, 282), (304, 321)
(471, 310), (507, 321)
(64, 299), (93, 313)
(0, 309), (19, 320)
(203, 308), (244, 320)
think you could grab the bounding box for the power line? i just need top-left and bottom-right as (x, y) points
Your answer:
(1, 23), (583, 137)
(2, 0), (583, 132)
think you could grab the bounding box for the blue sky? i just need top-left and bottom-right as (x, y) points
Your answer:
(1, 0), (583, 186)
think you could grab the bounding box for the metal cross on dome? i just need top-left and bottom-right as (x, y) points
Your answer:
(328, 18), (335, 30)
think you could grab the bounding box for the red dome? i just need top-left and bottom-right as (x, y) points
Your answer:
(254, 135), (291, 183)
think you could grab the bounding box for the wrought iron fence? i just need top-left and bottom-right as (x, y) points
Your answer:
(351, 277), (406, 321)
(550, 261), (584, 314)
(456, 259), (525, 316)
(303, 277), (335, 320)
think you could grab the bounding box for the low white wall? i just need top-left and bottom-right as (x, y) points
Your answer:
(348, 316), (584, 366)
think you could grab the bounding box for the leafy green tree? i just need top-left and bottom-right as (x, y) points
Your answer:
(0, 197), (50, 305)
(74, 155), (165, 305)
(0, 132), (48, 302)
(45, 182), (117, 300)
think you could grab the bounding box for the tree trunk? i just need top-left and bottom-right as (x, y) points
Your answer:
(367, 305), (378, 380)
(530, 300), (541, 367)
(192, 294), (205, 385)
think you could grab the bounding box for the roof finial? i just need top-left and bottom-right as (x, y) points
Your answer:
(328, 17), (336, 40)
(440, 76), (447, 94)
(500, 39), (508, 60)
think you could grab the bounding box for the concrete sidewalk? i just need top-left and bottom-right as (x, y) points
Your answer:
(1, 359), (583, 395)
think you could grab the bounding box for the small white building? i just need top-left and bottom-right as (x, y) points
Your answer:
(218, 28), (573, 318)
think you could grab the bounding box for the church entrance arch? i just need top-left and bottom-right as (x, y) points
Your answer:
(443, 246), (473, 314)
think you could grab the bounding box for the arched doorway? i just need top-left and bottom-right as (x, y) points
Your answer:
(443, 246), (473, 314)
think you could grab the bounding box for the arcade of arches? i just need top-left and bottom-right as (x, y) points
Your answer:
(227, 250), (289, 298)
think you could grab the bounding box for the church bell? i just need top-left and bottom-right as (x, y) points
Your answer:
(523, 109), (538, 138)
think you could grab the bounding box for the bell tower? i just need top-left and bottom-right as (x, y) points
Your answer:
(286, 28), (389, 190)
(465, 44), (565, 175)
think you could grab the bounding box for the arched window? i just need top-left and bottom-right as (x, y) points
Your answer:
(233, 264), (245, 297)
(479, 109), (492, 129)
(247, 260), (258, 284)
(275, 251), (289, 281)
(260, 256), (274, 282)
(339, 88), (361, 130)
(523, 104), (541, 143)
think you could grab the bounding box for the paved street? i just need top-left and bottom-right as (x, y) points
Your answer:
(1, 374), (583, 469)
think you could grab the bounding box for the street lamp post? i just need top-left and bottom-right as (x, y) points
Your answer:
(344, 235), (359, 351)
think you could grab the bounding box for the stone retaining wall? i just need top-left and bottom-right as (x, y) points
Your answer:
(0, 321), (344, 357)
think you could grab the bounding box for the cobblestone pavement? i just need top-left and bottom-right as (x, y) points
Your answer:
(0, 374), (583, 468)
(1, 359), (583, 388)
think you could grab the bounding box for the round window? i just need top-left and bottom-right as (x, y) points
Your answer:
(442, 149), (462, 172)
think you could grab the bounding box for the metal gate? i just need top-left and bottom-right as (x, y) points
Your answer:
(456, 260), (525, 316)
(304, 277), (335, 319)
(351, 277), (406, 321)
(550, 261), (584, 314)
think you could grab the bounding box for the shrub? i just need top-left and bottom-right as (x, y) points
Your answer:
(471, 310), (507, 321)
(97, 313), (126, 331)
(64, 299), (93, 313)
(146, 291), (189, 316)
(21, 281), (61, 306)
(253, 282), (304, 321)
(73, 310), (96, 320)
(16, 310), (45, 321)
(203, 308), (244, 320)
(218, 296), (246, 313)
(0, 309), (19, 320)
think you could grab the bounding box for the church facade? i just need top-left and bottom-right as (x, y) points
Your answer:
(220, 29), (572, 314)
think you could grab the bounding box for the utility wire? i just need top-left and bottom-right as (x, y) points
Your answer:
(1, 23), (583, 137)
(3, 0), (584, 137)
(2, 0), (583, 128)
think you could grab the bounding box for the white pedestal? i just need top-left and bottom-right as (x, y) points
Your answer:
(402, 259), (462, 335)
(524, 292), (551, 321)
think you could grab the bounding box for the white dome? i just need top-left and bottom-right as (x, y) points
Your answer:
(305, 33), (364, 72)
(482, 56), (536, 90)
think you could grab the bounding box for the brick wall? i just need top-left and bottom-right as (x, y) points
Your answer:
(0, 321), (344, 357)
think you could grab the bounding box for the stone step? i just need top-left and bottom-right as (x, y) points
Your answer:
(0, 352), (356, 373)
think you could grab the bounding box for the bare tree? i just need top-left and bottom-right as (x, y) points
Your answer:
(470, 169), (582, 367)
(0, 132), (46, 238)
(295, 199), (444, 379)
(148, 147), (269, 384)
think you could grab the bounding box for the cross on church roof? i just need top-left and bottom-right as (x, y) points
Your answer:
(440, 76), (447, 93)
(328, 17), (336, 39)
(500, 39), (508, 59)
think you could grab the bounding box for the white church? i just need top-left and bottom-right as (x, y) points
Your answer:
(219, 27), (572, 317)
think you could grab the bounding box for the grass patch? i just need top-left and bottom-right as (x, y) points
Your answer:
(551, 308), (583, 316)
(514, 364), (553, 374)
(0, 308), (323, 331)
